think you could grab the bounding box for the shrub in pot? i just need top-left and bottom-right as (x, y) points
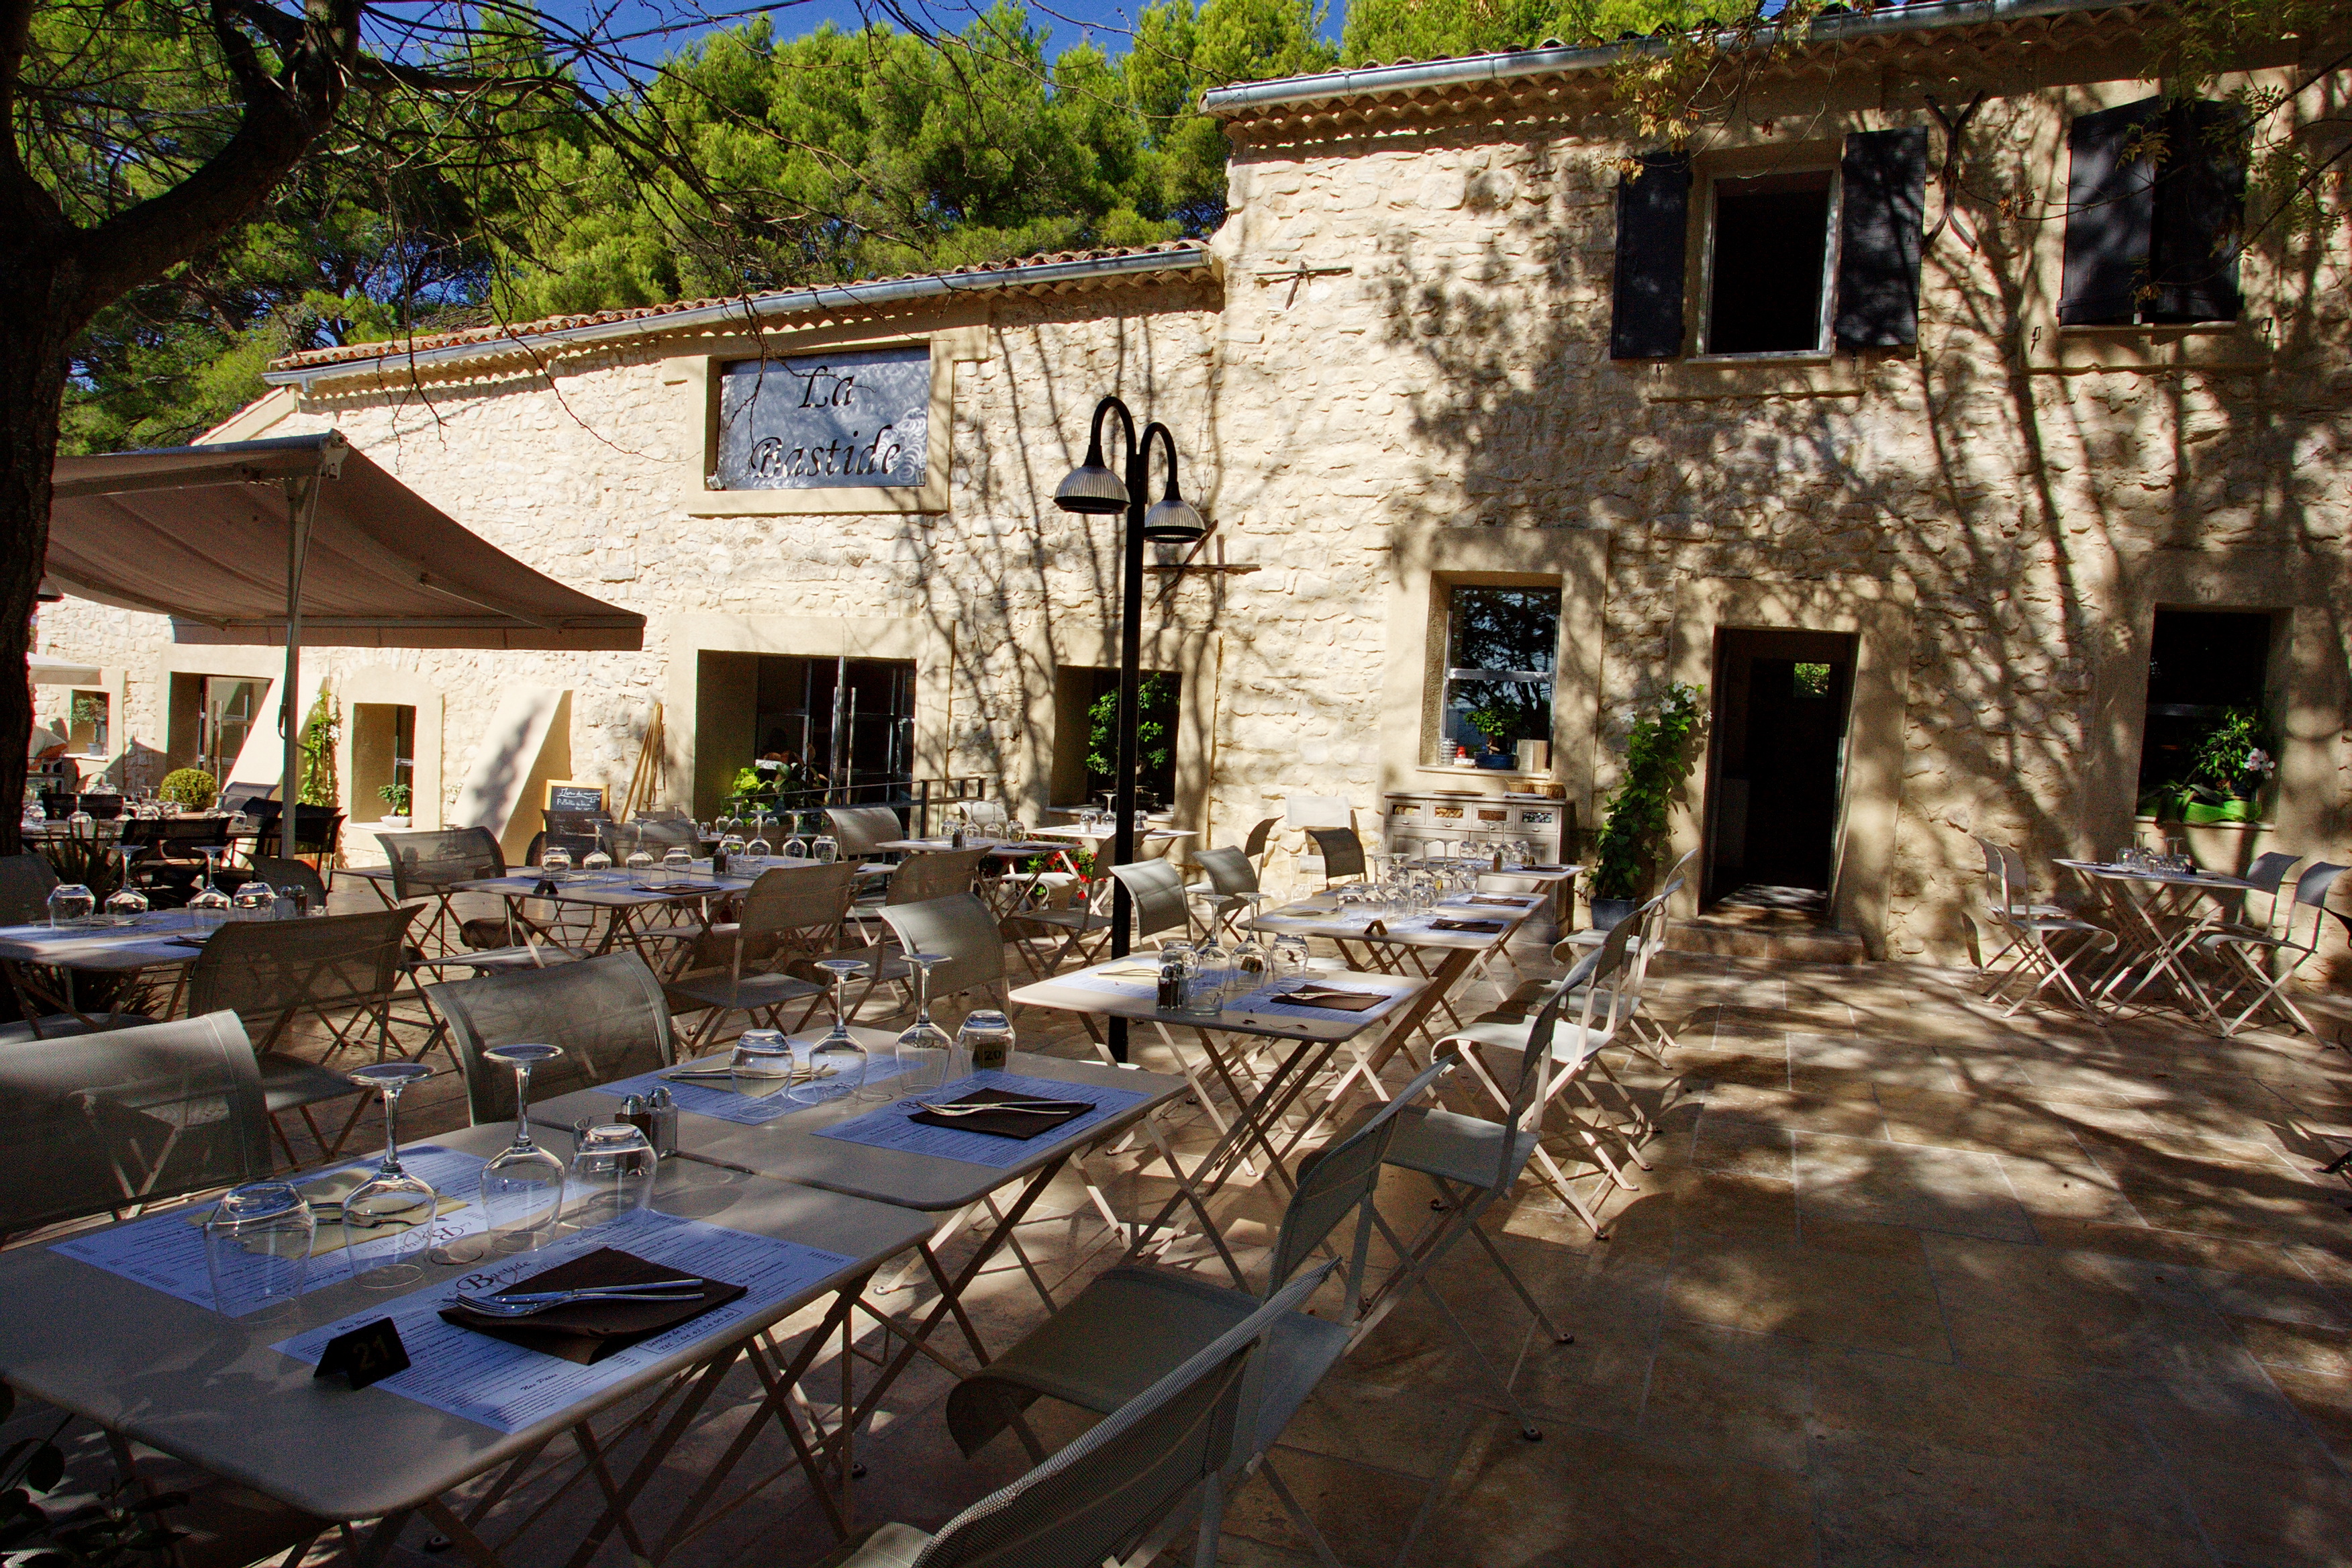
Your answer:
(1588, 683), (1704, 925)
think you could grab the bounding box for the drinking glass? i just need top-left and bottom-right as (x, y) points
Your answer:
(663, 846), (695, 884)
(956, 1009), (1016, 1075)
(753, 812), (778, 839)
(740, 837), (770, 875)
(718, 833), (747, 869)
(230, 883), (275, 922)
(477, 1043), (567, 1255)
(46, 883), (94, 928)
(1006, 819), (1028, 844)
(795, 959), (870, 1103)
(583, 846), (614, 875)
(203, 1181), (314, 1321)
(811, 834), (841, 865)
(1271, 934), (1312, 981)
(566, 1124), (658, 1230)
(66, 808), (95, 839)
(730, 1028), (794, 1096)
(342, 1061), (439, 1288)
(627, 848), (658, 885)
(1230, 926), (1270, 997)
(20, 796), (43, 830)
(542, 845), (573, 883)
(894, 953), (953, 1091)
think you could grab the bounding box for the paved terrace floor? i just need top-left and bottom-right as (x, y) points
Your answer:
(17, 905), (2352, 1567)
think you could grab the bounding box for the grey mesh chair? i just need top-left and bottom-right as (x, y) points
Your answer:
(877, 894), (1011, 1018)
(1185, 846), (1261, 938)
(1349, 967), (1583, 1440)
(2196, 862), (2350, 1038)
(0, 1010), (269, 1238)
(248, 854), (327, 908)
(822, 1262), (1336, 1568)
(0, 851), (60, 925)
(187, 908), (420, 1163)
(602, 818), (701, 857)
(1241, 816), (1280, 869)
(887, 848), (989, 906)
(1974, 838), (2116, 1016)
(944, 1061), (1455, 1566)
(827, 805), (908, 859)
(377, 827), (507, 955)
(1302, 825), (1366, 885)
(428, 952), (677, 1123)
(1108, 860), (1196, 943)
(664, 863), (854, 1053)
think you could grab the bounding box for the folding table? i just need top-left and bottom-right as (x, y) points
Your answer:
(0, 910), (209, 1026)
(2055, 859), (2260, 1023)
(0, 1122), (932, 1568)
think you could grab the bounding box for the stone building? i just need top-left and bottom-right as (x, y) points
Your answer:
(35, 0), (2352, 966)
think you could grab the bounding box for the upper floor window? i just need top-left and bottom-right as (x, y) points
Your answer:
(2059, 97), (2245, 326)
(1437, 585), (1559, 767)
(1610, 128), (1926, 362)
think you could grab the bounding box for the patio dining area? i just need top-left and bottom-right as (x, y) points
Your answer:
(8, 843), (2352, 1568)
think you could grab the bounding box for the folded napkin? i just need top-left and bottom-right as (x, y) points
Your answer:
(1279, 985), (1387, 1014)
(1465, 895), (1530, 908)
(439, 1247), (746, 1365)
(1430, 918), (1505, 933)
(1094, 961), (1165, 979)
(906, 1087), (1095, 1141)
(1524, 865), (1572, 873)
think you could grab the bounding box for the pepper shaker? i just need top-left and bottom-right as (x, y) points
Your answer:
(648, 1086), (678, 1157)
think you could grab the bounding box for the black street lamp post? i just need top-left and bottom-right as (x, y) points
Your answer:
(1053, 395), (1205, 1063)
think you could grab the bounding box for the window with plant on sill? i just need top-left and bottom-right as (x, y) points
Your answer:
(1438, 585), (1559, 769)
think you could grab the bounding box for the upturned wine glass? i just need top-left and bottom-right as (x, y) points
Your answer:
(477, 1044), (567, 1255)
(341, 1061), (439, 1288)
(894, 953), (953, 1091)
(794, 958), (870, 1104)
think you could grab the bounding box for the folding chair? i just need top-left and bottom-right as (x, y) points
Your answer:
(824, 1264), (1331, 1568)
(1302, 826), (1367, 888)
(375, 827), (507, 956)
(663, 862), (855, 1055)
(1185, 846), (1263, 939)
(1973, 838), (2117, 1016)
(2195, 861), (2349, 1038)
(826, 805), (910, 893)
(0, 1009), (268, 1239)
(187, 908), (422, 1163)
(942, 1061), (1461, 1566)
(429, 952), (678, 1122)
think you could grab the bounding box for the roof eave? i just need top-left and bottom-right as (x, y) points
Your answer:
(263, 244), (1216, 393)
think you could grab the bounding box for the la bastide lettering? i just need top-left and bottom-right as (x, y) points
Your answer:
(714, 346), (929, 490)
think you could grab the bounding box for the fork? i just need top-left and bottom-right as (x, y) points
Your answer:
(915, 1098), (1091, 1116)
(456, 1284), (705, 1316)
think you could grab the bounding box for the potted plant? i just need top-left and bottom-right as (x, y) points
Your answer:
(157, 767), (217, 812)
(1588, 683), (1704, 929)
(377, 781), (413, 829)
(2139, 706), (2275, 826)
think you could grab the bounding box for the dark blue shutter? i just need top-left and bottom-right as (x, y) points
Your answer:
(1833, 126), (1928, 349)
(2151, 99), (2246, 322)
(1610, 151), (1691, 360)
(2059, 97), (2161, 325)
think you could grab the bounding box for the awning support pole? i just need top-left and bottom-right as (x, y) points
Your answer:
(279, 475), (322, 864)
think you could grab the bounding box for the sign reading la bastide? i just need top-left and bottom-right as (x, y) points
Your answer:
(714, 346), (930, 490)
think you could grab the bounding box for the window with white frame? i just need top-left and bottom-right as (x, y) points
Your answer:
(1702, 168), (1841, 356)
(1436, 585), (1559, 767)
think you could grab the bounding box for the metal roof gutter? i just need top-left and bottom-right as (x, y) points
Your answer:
(264, 243), (1213, 391)
(1199, 0), (2124, 115)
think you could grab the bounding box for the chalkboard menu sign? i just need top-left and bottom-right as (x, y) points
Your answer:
(713, 346), (929, 491)
(544, 781), (607, 815)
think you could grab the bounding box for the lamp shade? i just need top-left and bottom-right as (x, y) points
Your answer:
(1053, 460), (1128, 515)
(1141, 495), (1207, 542)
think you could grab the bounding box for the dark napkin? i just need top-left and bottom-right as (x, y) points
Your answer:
(438, 1246), (745, 1365)
(1430, 918), (1505, 934)
(906, 1087), (1095, 1141)
(1279, 985), (1388, 1013)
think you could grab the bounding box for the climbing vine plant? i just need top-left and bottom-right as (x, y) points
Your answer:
(1591, 682), (1704, 901)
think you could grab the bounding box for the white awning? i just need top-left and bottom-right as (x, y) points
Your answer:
(46, 432), (644, 651)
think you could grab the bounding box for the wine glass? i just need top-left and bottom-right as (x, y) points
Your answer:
(20, 795), (43, 830)
(477, 1044), (567, 1255)
(583, 846), (614, 877)
(230, 883), (275, 922)
(718, 832), (746, 870)
(104, 854), (149, 922)
(66, 807), (95, 840)
(739, 836), (769, 876)
(894, 953), (952, 1091)
(794, 958), (870, 1104)
(730, 1028), (794, 1097)
(203, 1181), (315, 1321)
(46, 883), (95, 928)
(780, 830), (807, 861)
(341, 1062), (439, 1288)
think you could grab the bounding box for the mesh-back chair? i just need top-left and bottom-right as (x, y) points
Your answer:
(945, 1062), (1453, 1522)
(1973, 838), (2116, 1016)
(601, 818), (701, 859)
(378, 827), (507, 955)
(1241, 817), (1279, 867)
(665, 863), (854, 1053)
(217, 783), (278, 816)
(79, 793), (124, 820)
(0, 1010), (269, 1238)
(2195, 862), (2350, 1038)
(887, 848), (989, 906)
(1186, 846), (1261, 938)
(187, 908), (418, 1163)
(1108, 860), (1196, 943)
(1303, 826), (1366, 885)
(248, 855), (328, 909)
(877, 894), (1010, 1018)
(0, 851), (60, 926)
(430, 952), (677, 1123)
(828, 1266), (1334, 1568)
(825, 806), (905, 856)
(287, 806), (344, 885)
(539, 810), (610, 861)
(121, 820), (234, 905)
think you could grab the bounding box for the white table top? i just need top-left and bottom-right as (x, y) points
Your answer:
(0, 1122), (930, 1523)
(1010, 957), (1425, 1043)
(2055, 859), (2259, 891)
(535, 1038), (1185, 1212)
(0, 909), (211, 971)
(875, 839), (1063, 857)
(1248, 897), (1534, 951)
(1030, 824), (1195, 842)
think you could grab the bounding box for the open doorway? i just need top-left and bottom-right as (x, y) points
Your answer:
(1704, 628), (1857, 905)
(1051, 667), (1181, 810)
(694, 651), (917, 818)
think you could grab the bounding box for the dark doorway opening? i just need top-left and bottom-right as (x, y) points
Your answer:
(1705, 628), (1857, 903)
(2137, 609), (2275, 800)
(1051, 667), (1180, 811)
(695, 650), (916, 818)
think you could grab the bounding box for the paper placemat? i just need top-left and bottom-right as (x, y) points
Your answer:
(52, 1146), (490, 1315)
(812, 1071), (1147, 1168)
(592, 1050), (918, 1127)
(273, 1212), (850, 1433)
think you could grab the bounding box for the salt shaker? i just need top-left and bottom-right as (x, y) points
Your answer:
(648, 1086), (678, 1157)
